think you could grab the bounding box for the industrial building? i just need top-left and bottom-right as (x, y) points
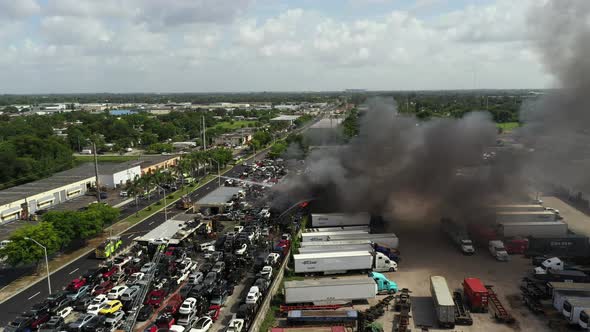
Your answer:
(213, 128), (254, 147)
(0, 155), (180, 224)
(193, 187), (242, 214)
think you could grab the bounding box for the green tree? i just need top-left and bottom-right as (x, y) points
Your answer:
(1, 223), (62, 266)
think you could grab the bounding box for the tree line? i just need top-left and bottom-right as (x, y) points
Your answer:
(0, 204), (120, 266)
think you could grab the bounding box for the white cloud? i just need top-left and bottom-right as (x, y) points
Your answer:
(0, 0), (40, 20)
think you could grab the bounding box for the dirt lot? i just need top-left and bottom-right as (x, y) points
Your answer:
(370, 222), (552, 332)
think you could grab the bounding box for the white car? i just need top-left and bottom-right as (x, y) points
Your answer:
(189, 272), (204, 285)
(126, 272), (145, 286)
(91, 294), (108, 306)
(57, 306), (73, 319)
(191, 316), (213, 332)
(245, 286), (261, 304)
(226, 318), (244, 332)
(260, 266), (273, 280)
(140, 263), (156, 273)
(234, 244), (247, 256)
(107, 285), (128, 300)
(87, 302), (109, 315)
(179, 297), (197, 315)
(266, 253), (280, 265)
(170, 325), (186, 332)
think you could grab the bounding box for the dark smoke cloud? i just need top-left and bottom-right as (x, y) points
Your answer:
(518, 1), (590, 193)
(273, 97), (524, 224)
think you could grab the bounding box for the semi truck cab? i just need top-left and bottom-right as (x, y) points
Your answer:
(369, 271), (398, 293)
(534, 257), (564, 275)
(488, 240), (509, 261)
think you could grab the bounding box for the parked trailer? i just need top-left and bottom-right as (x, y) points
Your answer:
(496, 211), (557, 223)
(300, 239), (374, 248)
(563, 298), (590, 325)
(497, 221), (568, 238)
(287, 310), (358, 324)
(553, 290), (590, 311)
(271, 327), (349, 332)
(301, 230), (371, 242)
(430, 276), (455, 328)
(310, 213), (371, 228)
(305, 226), (370, 233)
(284, 278), (377, 304)
(453, 291), (473, 325)
(294, 251), (397, 275)
(526, 235), (590, 258)
(463, 278), (488, 312)
(302, 233), (399, 249)
(298, 244), (374, 254)
(493, 204), (546, 212)
(486, 285), (515, 323)
(549, 282), (590, 300)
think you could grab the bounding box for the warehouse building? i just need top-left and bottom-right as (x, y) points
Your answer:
(193, 187), (242, 214)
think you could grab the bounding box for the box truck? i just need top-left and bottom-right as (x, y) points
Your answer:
(498, 221), (568, 238)
(430, 276), (455, 328)
(294, 251), (397, 275)
(463, 278), (488, 312)
(493, 204), (546, 212)
(310, 213), (371, 228)
(284, 278), (378, 304)
(496, 211), (557, 223)
(563, 298), (590, 325)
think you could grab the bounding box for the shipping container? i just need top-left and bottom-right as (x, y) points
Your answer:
(430, 276), (455, 328)
(463, 278), (488, 312)
(310, 213), (371, 228)
(284, 278), (377, 304)
(496, 211), (557, 223)
(527, 235), (590, 258)
(497, 221), (568, 238)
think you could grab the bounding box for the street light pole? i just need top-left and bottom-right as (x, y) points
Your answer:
(209, 159), (221, 187)
(25, 237), (51, 294)
(156, 185), (168, 221)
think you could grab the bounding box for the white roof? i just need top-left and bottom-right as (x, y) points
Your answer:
(270, 115), (300, 121)
(430, 276), (454, 306)
(285, 277), (375, 289)
(294, 251), (372, 259)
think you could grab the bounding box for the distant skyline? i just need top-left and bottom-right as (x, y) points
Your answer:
(0, 0), (553, 93)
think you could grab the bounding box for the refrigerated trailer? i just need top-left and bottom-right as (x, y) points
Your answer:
(284, 278), (377, 304)
(497, 221), (568, 238)
(310, 212), (371, 228)
(496, 211), (557, 223)
(294, 251), (397, 274)
(430, 276), (455, 328)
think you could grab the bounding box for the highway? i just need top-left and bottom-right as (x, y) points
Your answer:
(0, 160), (254, 326)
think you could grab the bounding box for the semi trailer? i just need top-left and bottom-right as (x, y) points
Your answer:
(301, 230), (371, 242)
(495, 211), (557, 223)
(497, 221), (568, 238)
(493, 204), (546, 212)
(293, 251), (397, 275)
(284, 278), (378, 304)
(430, 276), (455, 328)
(526, 235), (590, 258)
(287, 310), (358, 324)
(298, 244), (374, 254)
(310, 213), (371, 228)
(301, 233), (399, 249)
(305, 226), (371, 233)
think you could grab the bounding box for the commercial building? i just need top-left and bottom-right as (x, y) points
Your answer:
(193, 187), (242, 214)
(139, 155), (180, 175)
(97, 163), (142, 189)
(214, 128), (254, 147)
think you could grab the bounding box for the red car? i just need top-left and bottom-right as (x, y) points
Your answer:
(66, 277), (87, 291)
(30, 312), (51, 329)
(165, 247), (177, 256)
(162, 294), (182, 315)
(92, 280), (114, 295)
(207, 305), (221, 322)
(102, 266), (119, 279)
(144, 289), (166, 307)
(143, 324), (158, 332)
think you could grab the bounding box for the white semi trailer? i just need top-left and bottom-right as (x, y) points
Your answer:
(304, 226), (371, 233)
(298, 244), (374, 254)
(493, 204), (546, 212)
(497, 221), (568, 238)
(301, 230), (370, 242)
(310, 212), (371, 228)
(301, 233), (399, 249)
(284, 278), (377, 304)
(430, 276), (455, 328)
(294, 251), (397, 275)
(496, 211), (557, 223)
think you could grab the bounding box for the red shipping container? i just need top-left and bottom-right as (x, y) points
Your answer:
(463, 277), (488, 313)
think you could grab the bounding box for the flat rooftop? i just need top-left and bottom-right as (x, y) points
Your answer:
(271, 115), (300, 121)
(309, 118), (343, 129)
(140, 218), (186, 240)
(195, 187), (242, 205)
(285, 277), (375, 288)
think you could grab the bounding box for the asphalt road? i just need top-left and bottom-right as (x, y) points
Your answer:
(0, 161), (252, 326)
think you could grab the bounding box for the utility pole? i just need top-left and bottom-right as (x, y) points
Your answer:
(202, 116), (207, 151)
(92, 141), (101, 203)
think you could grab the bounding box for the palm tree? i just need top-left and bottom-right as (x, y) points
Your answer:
(127, 176), (142, 216)
(175, 158), (191, 188)
(139, 172), (154, 202)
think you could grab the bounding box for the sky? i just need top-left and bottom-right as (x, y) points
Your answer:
(0, 0), (554, 93)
